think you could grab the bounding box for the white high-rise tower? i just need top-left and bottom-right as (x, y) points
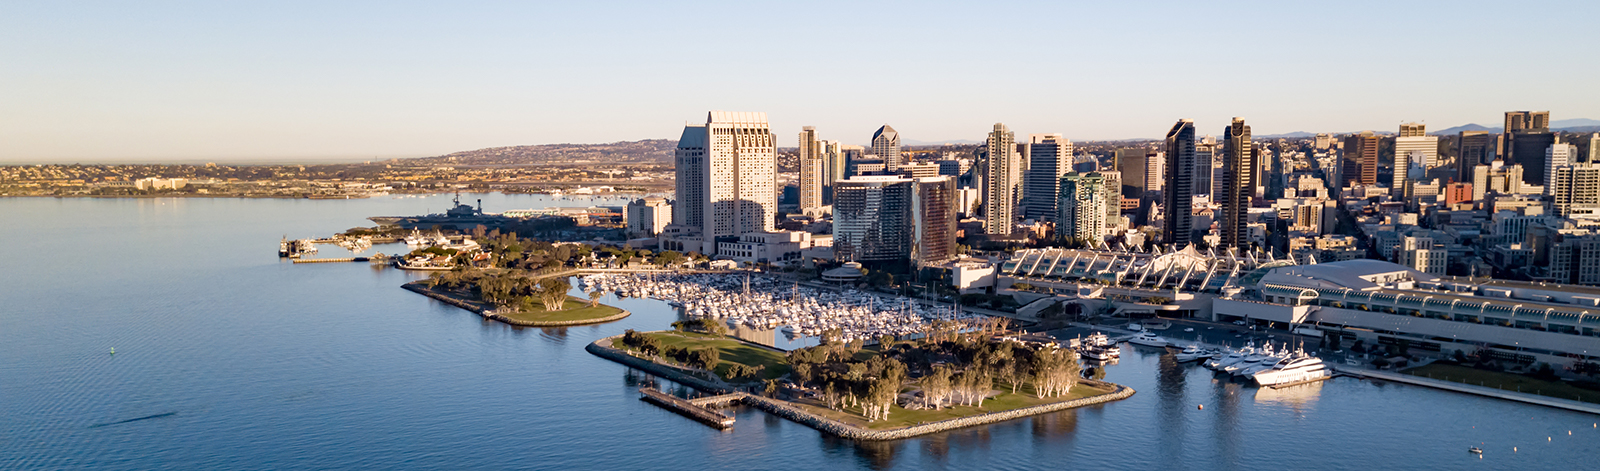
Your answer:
(984, 123), (1019, 235)
(673, 111), (776, 254)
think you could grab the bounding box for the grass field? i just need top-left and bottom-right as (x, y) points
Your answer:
(1402, 363), (1600, 404)
(791, 382), (1114, 430)
(638, 331), (791, 381)
(498, 298), (623, 323)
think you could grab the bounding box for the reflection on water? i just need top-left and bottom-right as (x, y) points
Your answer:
(1253, 380), (1325, 406)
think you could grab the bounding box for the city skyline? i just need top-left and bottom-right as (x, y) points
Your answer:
(3, 1), (1600, 162)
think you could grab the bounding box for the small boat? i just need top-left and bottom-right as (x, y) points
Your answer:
(1468, 447), (1483, 455)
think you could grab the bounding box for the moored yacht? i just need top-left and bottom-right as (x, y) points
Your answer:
(1127, 332), (1169, 348)
(1252, 353), (1328, 386)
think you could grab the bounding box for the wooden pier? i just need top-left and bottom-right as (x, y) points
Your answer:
(639, 388), (736, 429)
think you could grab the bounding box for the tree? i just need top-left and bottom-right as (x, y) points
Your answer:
(587, 290), (602, 308)
(692, 348), (720, 372)
(537, 277), (571, 311)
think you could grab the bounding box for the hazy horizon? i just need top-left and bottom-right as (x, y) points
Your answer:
(4, 0), (1598, 163)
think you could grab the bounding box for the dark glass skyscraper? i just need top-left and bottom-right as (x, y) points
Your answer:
(1457, 130), (1491, 183)
(1162, 119), (1196, 248)
(1219, 118), (1253, 250)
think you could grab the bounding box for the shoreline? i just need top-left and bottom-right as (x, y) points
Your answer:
(586, 335), (1135, 440)
(402, 281), (631, 327)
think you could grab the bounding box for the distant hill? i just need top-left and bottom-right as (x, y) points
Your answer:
(408, 140), (676, 166)
(1255, 131), (1318, 139)
(1431, 123), (1498, 135)
(1432, 119), (1600, 136)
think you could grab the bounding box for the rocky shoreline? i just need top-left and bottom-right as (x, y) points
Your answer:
(586, 335), (1135, 440)
(402, 282), (630, 327)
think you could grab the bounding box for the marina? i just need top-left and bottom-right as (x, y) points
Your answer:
(579, 273), (988, 345)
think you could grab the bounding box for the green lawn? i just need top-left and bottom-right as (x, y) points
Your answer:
(638, 331), (791, 381)
(498, 299), (623, 323)
(791, 382), (1114, 430)
(1402, 363), (1600, 404)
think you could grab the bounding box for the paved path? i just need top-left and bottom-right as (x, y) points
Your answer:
(1342, 366), (1600, 415)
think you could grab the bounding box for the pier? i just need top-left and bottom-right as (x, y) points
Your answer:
(639, 387), (735, 429)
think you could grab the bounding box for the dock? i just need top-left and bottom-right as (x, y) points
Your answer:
(639, 388), (736, 429)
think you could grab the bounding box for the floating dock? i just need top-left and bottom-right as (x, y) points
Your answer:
(639, 388), (735, 429)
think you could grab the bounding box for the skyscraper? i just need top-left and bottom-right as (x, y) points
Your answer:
(1195, 136), (1216, 196)
(1394, 122), (1437, 169)
(1117, 148), (1148, 194)
(832, 176), (913, 262)
(821, 139), (845, 204)
(1145, 151), (1165, 193)
(1100, 170), (1122, 234)
(871, 125), (902, 170)
(1505, 111), (1555, 186)
(1505, 111), (1550, 133)
(1547, 137), (1577, 197)
(1457, 130), (1491, 183)
(1342, 131), (1380, 187)
(912, 176), (958, 266)
(1590, 133), (1600, 164)
(1057, 172), (1107, 243)
(673, 111), (776, 254)
(984, 123), (1018, 235)
(1218, 118), (1254, 250)
(1022, 133), (1072, 222)
(797, 126), (824, 211)
(1163, 119), (1196, 248)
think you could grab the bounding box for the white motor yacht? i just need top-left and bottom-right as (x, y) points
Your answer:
(1252, 354), (1329, 386)
(1173, 344), (1212, 363)
(1127, 332), (1169, 348)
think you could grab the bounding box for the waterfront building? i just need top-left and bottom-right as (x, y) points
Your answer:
(1023, 133), (1073, 223)
(798, 126), (824, 211)
(1458, 130), (1492, 183)
(625, 197), (671, 238)
(1163, 120), (1196, 248)
(671, 111), (777, 255)
(1218, 118), (1254, 250)
(715, 230), (820, 266)
(833, 175), (913, 262)
(984, 123), (1019, 235)
(872, 125), (902, 170)
(912, 176), (958, 266)
(1057, 172), (1108, 243)
(1001, 246), (1600, 365)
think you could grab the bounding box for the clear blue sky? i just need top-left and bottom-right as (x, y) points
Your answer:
(2, 0), (1596, 163)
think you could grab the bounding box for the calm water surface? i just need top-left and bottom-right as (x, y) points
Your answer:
(2, 195), (1597, 470)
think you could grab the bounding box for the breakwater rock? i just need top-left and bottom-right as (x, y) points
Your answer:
(586, 335), (1134, 440)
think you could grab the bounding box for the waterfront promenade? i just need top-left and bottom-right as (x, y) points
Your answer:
(1342, 366), (1600, 415)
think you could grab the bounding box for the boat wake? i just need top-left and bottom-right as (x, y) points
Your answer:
(88, 412), (177, 428)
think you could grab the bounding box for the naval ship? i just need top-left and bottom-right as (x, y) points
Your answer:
(369, 193), (517, 230)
